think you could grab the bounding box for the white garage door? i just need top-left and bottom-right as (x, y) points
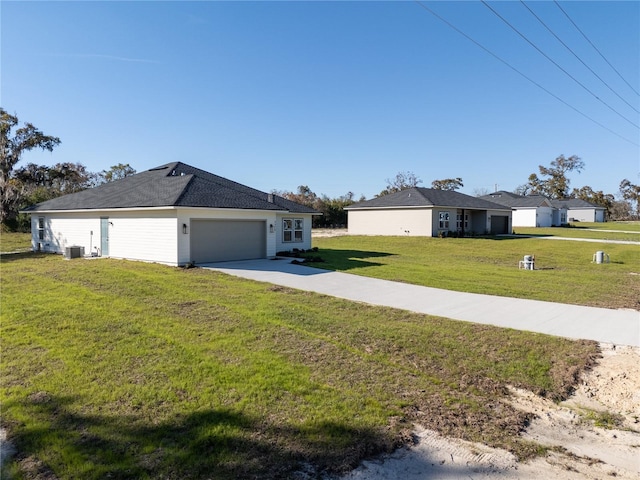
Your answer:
(191, 220), (266, 263)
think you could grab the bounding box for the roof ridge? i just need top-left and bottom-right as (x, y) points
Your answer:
(170, 174), (195, 205)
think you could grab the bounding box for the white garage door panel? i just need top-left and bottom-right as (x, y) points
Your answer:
(191, 220), (266, 263)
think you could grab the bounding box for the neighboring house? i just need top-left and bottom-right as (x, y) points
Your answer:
(480, 191), (567, 227)
(22, 162), (319, 265)
(553, 198), (606, 223)
(345, 187), (513, 236)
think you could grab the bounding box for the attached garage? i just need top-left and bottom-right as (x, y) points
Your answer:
(490, 216), (509, 235)
(23, 162), (318, 266)
(190, 219), (266, 263)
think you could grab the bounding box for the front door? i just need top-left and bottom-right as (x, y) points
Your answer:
(100, 217), (109, 256)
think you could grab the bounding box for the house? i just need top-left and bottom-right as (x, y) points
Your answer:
(345, 187), (513, 236)
(22, 162), (319, 265)
(479, 191), (567, 227)
(552, 198), (606, 223)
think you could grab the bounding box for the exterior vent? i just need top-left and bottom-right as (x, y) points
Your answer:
(267, 194), (274, 203)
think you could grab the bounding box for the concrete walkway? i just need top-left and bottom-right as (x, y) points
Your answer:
(201, 259), (640, 347)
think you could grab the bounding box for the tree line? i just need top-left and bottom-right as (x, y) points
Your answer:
(2, 109), (638, 231)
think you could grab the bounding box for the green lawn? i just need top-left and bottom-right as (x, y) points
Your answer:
(309, 233), (640, 310)
(0, 231), (31, 253)
(1, 251), (599, 479)
(513, 221), (640, 242)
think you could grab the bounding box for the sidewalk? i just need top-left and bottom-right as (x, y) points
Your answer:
(201, 259), (640, 347)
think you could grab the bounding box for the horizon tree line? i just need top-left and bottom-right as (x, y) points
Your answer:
(2, 109), (638, 231)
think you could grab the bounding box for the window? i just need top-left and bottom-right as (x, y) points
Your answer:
(456, 210), (469, 231)
(438, 212), (450, 230)
(37, 217), (45, 241)
(283, 218), (303, 243)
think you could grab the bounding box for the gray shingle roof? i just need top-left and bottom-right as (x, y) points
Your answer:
(24, 162), (319, 214)
(345, 187), (512, 211)
(551, 198), (604, 209)
(479, 191), (553, 208)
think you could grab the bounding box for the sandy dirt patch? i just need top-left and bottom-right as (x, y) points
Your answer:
(3, 344), (638, 479)
(340, 343), (640, 479)
(312, 229), (349, 238)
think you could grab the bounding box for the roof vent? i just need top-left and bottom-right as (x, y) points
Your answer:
(267, 194), (274, 203)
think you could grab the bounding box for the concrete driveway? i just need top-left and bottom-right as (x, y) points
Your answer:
(200, 259), (640, 347)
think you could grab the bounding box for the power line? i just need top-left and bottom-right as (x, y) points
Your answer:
(412, 1), (639, 147)
(481, 0), (639, 130)
(554, 0), (640, 98)
(521, 0), (638, 114)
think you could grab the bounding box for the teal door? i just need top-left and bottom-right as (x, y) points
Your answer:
(100, 218), (109, 256)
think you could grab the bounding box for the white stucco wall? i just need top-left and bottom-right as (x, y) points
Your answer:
(536, 206), (554, 227)
(347, 208), (433, 236)
(552, 208), (568, 226)
(512, 209), (537, 227)
(107, 212), (179, 265)
(275, 213), (315, 252)
(31, 213), (101, 254)
(31, 208), (313, 265)
(568, 208), (603, 222)
(514, 207), (571, 227)
(32, 209), (181, 264)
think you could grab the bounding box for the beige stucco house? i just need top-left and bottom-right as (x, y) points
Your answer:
(345, 187), (512, 236)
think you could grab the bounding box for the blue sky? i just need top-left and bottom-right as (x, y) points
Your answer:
(2, 1), (638, 200)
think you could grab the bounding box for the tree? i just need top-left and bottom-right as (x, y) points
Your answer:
(99, 163), (136, 183)
(15, 162), (96, 196)
(377, 171), (422, 197)
(315, 192), (360, 228)
(11, 161), (98, 231)
(1, 109), (61, 224)
(273, 186), (362, 228)
(619, 179), (640, 218)
(431, 177), (463, 191)
(608, 199), (633, 221)
(513, 184), (531, 196)
(273, 185), (318, 209)
(526, 154), (584, 199)
(473, 187), (491, 197)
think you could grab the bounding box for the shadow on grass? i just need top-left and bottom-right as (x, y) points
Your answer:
(493, 234), (553, 240)
(0, 251), (54, 263)
(5, 393), (395, 480)
(303, 249), (394, 271)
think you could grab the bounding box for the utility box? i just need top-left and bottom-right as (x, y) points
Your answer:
(519, 254), (535, 270)
(64, 246), (84, 259)
(593, 251), (610, 264)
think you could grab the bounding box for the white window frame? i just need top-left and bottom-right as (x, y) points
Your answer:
(438, 211), (450, 230)
(37, 217), (45, 241)
(283, 218), (303, 243)
(456, 210), (469, 232)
